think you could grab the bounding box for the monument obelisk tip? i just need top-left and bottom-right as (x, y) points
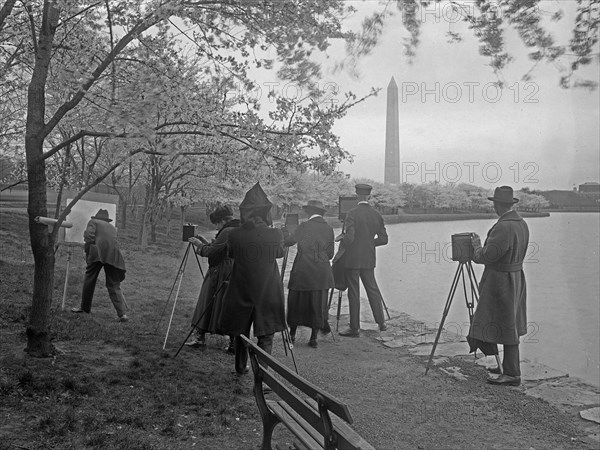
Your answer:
(384, 76), (400, 184)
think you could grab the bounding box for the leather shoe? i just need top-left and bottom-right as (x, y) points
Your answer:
(71, 307), (87, 313)
(487, 366), (502, 375)
(308, 339), (318, 348)
(487, 374), (521, 386)
(320, 322), (332, 335)
(338, 328), (360, 337)
(379, 323), (387, 331)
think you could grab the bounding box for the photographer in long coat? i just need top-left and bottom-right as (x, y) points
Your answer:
(185, 205), (240, 351)
(218, 183), (287, 374)
(468, 186), (529, 386)
(284, 200), (335, 348)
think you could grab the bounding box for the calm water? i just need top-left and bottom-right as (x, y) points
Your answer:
(370, 212), (600, 387)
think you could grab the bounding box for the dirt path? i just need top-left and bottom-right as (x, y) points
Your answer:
(261, 311), (599, 450)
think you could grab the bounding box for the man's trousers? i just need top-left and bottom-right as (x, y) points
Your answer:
(81, 262), (126, 317)
(344, 268), (385, 331)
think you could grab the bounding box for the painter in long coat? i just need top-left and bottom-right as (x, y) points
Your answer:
(468, 210), (529, 346)
(218, 220), (287, 337)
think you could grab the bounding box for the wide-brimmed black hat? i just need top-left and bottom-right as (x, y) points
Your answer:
(488, 186), (519, 204)
(92, 209), (112, 222)
(355, 183), (372, 195)
(239, 182), (273, 223)
(302, 199), (327, 215)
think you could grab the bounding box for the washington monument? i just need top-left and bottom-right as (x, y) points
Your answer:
(384, 77), (400, 184)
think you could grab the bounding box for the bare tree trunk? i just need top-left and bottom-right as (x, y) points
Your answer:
(180, 205), (186, 232)
(24, 2), (60, 357)
(165, 202), (173, 237)
(120, 199), (128, 229)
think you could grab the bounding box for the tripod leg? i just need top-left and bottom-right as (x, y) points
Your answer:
(465, 261), (479, 324)
(494, 354), (503, 374)
(381, 296), (391, 320)
(327, 288), (334, 310)
(155, 243), (192, 332)
(280, 247), (289, 283)
(191, 246), (204, 279)
(336, 290), (343, 331)
(425, 263), (463, 375)
(163, 246), (190, 349)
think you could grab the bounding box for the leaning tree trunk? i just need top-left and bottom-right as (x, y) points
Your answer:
(23, 3), (60, 357)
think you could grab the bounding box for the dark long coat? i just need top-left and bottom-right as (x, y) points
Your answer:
(218, 221), (286, 337)
(468, 210), (529, 345)
(286, 216), (335, 291)
(341, 203), (388, 269)
(191, 219), (240, 332)
(84, 219), (126, 279)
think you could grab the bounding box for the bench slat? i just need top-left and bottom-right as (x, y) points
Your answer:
(304, 398), (376, 450)
(242, 336), (353, 423)
(261, 369), (330, 437)
(269, 401), (323, 450)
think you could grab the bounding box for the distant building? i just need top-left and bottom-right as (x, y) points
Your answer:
(579, 182), (600, 194)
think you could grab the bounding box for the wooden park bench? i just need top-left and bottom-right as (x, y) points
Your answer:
(241, 335), (376, 450)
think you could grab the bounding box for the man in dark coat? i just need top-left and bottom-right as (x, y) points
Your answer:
(284, 200), (335, 347)
(468, 186), (529, 386)
(339, 184), (388, 337)
(72, 209), (128, 321)
(218, 183), (287, 374)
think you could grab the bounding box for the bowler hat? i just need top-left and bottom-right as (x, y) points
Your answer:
(355, 183), (372, 195)
(91, 209), (112, 222)
(302, 200), (327, 215)
(488, 186), (519, 204)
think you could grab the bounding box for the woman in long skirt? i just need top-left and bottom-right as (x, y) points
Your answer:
(285, 200), (335, 348)
(186, 205), (240, 351)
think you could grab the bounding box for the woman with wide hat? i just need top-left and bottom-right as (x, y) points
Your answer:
(284, 200), (335, 348)
(217, 183), (287, 374)
(186, 205), (240, 351)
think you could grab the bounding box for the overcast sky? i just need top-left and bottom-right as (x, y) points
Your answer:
(307, 0), (600, 191)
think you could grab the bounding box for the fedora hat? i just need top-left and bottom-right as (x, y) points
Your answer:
(91, 209), (112, 222)
(302, 199), (327, 215)
(488, 186), (519, 204)
(355, 183), (372, 195)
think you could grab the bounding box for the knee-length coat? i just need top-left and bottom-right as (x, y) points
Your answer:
(218, 220), (286, 337)
(191, 219), (240, 332)
(286, 216), (335, 291)
(468, 210), (529, 345)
